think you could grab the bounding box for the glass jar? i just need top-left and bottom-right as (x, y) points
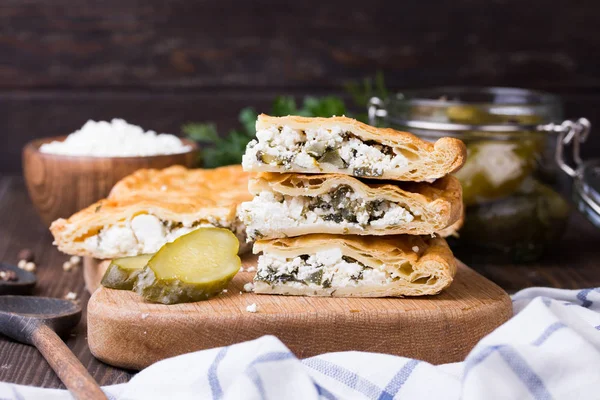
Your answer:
(368, 87), (590, 264)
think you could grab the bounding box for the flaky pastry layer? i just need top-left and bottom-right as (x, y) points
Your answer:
(242, 114), (466, 182)
(253, 234), (456, 297)
(241, 172), (462, 238)
(50, 165), (253, 258)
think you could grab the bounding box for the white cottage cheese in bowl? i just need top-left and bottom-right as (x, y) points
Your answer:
(39, 119), (192, 157)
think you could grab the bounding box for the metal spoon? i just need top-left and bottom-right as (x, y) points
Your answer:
(0, 296), (107, 400)
(0, 263), (36, 295)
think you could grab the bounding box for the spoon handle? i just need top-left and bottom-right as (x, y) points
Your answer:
(32, 324), (108, 400)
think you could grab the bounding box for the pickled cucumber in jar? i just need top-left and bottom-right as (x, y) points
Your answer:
(453, 180), (570, 263)
(455, 138), (541, 205)
(446, 105), (543, 125)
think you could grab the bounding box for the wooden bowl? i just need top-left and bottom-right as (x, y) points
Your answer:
(23, 136), (199, 227)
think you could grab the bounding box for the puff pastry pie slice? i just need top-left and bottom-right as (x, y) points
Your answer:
(242, 114), (466, 182)
(50, 165), (253, 259)
(253, 234), (456, 297)
(239, 172), (462, 241)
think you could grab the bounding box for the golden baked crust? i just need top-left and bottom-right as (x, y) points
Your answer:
(108, 164), (249, 200)
(244, 172), (462, 237)
(436, 205), (465, 238)
(243, 114), (466, 181)
(253, 234), (456, 297)
(50, 165), (253, 257)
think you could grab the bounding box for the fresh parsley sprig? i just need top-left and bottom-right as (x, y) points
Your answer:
(183, 108), (258, 168)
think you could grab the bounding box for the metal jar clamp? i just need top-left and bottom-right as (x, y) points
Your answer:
(551, 118), (600, 228)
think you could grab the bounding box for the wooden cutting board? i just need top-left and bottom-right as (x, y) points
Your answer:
(87, 256), (511, 370)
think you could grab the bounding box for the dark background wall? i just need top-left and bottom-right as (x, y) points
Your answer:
(1, 0), (599, 173)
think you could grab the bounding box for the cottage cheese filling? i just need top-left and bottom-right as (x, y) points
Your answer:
(239, 185), (414, 241)
(83, 214), (246, 258)
(243, 125), (409, 177)
(254, 248), (413, 291)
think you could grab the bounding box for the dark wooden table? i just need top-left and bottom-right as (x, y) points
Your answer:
(1, 175), (600, 389)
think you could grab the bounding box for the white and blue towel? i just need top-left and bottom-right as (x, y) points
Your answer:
(1, 287), (600, 399)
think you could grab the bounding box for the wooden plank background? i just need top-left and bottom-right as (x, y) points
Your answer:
(1, 0), (599, 173)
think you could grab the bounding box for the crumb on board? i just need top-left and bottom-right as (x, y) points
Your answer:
(246, 266), (256, 272)
(246, 303), (258, 313)
(65, 292), (77, 300)
(243, 282), (254, 293)
(239, 267), (245, 272)
(63, 261), (73, 271)
(17, 260), (27, 269)
(141, 313), (149, 320)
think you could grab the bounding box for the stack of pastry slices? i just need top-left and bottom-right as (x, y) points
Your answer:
(240, 115), (466, 297)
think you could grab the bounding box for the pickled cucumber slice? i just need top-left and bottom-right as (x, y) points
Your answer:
(101, 254), (153, 290)
(134, 228), (241, 304)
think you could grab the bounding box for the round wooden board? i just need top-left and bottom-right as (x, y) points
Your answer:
(87, 256), (512, 369)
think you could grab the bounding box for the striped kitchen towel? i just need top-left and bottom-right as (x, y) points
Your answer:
(1, 287), (599, 400)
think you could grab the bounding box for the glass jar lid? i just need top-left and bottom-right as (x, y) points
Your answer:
(369, 87), (563, 137)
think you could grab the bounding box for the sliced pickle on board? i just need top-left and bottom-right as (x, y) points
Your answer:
(101, 254), (153, 290)
(134, 227), (241, 304)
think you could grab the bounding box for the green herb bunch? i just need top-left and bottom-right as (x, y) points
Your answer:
(183, 72), (387, 168)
